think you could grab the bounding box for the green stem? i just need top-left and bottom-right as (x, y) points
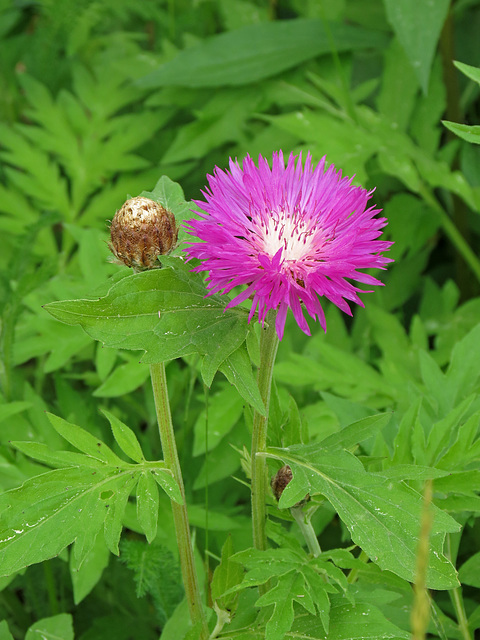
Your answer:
(290, 506), (321, 557)
(346, 549), (369, 584)
(150, 363), (209, 640)
(44, 560), (59, 616)
(251, 312), (280, 559)
(446, 534), (472, 640)
(450, 587), (472, 640)
(419, 184), (480, 284)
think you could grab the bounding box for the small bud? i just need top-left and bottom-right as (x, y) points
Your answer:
(271, 465), (309, 506)
(271, 465), (293, 501)
(109, 196), (177, 270)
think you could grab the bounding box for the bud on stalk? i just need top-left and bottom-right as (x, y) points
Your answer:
(109, 196), (177, 270)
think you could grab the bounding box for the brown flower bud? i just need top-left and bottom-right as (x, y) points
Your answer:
(109, 196), (177, 270)
(271, 465), (310, 507)
(271, 465), (293, 501)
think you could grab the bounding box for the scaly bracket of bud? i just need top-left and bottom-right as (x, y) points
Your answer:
(109, 196), (178, 270)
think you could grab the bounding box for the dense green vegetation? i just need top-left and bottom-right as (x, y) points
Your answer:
(1, 1), (480, 639)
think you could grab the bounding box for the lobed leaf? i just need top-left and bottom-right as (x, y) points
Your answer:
(265, 444), (460, 589)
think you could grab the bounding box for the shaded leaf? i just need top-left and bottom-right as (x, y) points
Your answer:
(138, 20), (388, 88)
(384, 0), (450, 93)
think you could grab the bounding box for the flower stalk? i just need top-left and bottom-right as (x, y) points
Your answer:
(150, 362), (209, 640)
(251, 312), (279, 558)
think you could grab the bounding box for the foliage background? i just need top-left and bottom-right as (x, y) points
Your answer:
(1, 0), (480, 638)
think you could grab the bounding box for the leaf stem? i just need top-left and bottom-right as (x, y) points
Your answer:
(150, 362), (209, 639)
(290, 506), (321, 557)
(251, 313), (279, 561)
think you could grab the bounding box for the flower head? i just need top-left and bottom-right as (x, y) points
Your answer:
(110, 196), (177, 270)
(185, 151), (393, 340)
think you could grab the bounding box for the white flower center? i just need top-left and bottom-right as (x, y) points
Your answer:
(261, 210), (316, 262)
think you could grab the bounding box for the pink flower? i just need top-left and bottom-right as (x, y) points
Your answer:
(185, 151), (393, 340)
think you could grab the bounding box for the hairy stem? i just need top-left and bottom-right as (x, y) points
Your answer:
(150, 363), (209, 639)
(251, 313), (279, 564)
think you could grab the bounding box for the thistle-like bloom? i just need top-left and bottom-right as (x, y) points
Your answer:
(185, 152), (393, 340)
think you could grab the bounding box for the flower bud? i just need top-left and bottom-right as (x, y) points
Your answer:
(271, 465), (293, 501)
(271, 465), (309, 506)
(109, 196), (177, 270)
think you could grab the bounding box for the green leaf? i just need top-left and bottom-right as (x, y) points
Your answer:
(383, 0), (450, 93)
(320, 413), (392, 450)
(290, 598), (410, 639)
(151, 468), (183, 505)
(258, 571), (316, 640)
(442, 120), (480, 145)
(24, 614), (74, 640)
(211, 535), (244, 611)
(458, 550), (480, 588)
(120, 540), (184, 625)
(266, 445), (460, 589)
(104, 475), (139, 556)
(102, 409), (144, 463)
(138, 20), (388, 88)
(0, 466), (129, 575)
(0, 621), (14, 640)
(454, 60), (480, 86)
(46, 412), (123, 465)
(230, 547), (337, 639)
(11, 441), (103, 469)
(220, 345), (265, 415)
(70, 531), (110, 604)
(93, 361), (151, 398)
(44, 267), (250, 372)
(0, 401), (31, 424)
(193, 385), (245, 456)
(136, 471), (159, 543)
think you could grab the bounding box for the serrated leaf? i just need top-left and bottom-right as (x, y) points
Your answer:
(136, 471), (159, 542)
(120, 539), (183, 625)
(230, 547), (336, 640)
(290, 598), (410, 639)
(102, 409), (144, 463)
(266, 445), (460, 589)
(138, 20), (387, 88)
(44, 267), (250, 373)
(258, 570), (316, 640)
(0, 467), (130, 576)
(46, 412), (123, 465)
